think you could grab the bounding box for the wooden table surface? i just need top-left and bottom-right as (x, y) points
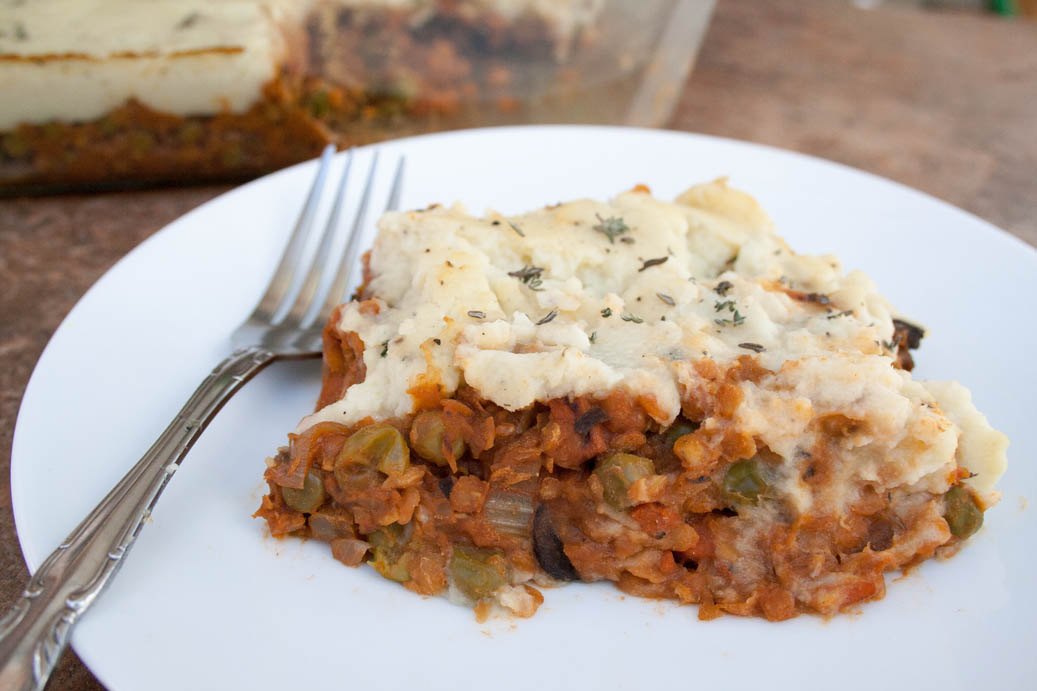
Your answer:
(2, 1), (1035, 688)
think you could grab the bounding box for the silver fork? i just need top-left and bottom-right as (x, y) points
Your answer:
(0, 144), (404, 691)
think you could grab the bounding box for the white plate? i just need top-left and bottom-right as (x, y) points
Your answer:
(12, 126), (1037, 691)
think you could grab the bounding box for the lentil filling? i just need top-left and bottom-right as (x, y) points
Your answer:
(255, 311), (985, 621)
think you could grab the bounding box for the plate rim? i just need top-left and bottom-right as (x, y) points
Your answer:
(9, 123), (1036, 690)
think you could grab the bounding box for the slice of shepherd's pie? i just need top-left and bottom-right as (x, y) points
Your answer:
(256, 180), (1007, 621)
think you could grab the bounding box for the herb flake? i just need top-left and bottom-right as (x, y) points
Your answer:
(738, 342), (765, 353)
(379, 341), (389, 357)
(807, 292), (830, 305)
(507, 221), (525, 237)
(713, 299), (745, 327)
(638, 256), (668, 272)
(715, 280), (733, 296)
(176, 12), (200, 30)
(508, 264), (544, 290)
(601, 307), (612, 318)
(656, 293), (675, 306)
(467, 310), (486, 319)
(536, 309), (559, 326)
(593, 214), (630, 244)
(621, 312), (644, 324)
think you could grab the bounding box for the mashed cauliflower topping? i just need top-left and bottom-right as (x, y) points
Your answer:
(0, 0), (286, 130)
(299, 180), (1007, 508)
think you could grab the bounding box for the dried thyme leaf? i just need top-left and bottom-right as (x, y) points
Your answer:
(715, 280), (733, 296)
(621, 313), (644, 324)
(714, 313), (745, 327)
(713, 300), (745, 327)
(656, 293), (675, 306)
(536, 309), (559, 326)
(806, 292), (830, 306)
(601, 307), (612, 318)
(507, 221), (526, 237)
(638, 257), (668, 272)
(508, 264), (544, 291)
(176, 12), (200, 30)
(593, 214), (630, 244)
(379, 341), (389, 357)
(738, 342), (765, 353)
(467, 310), (486, 319)
(589, 331), (597, 343)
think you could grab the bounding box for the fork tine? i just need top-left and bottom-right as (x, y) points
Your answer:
(312, 153), (406, 327)
(310, 152), (403, 328)
(385, 156), (405, 212)
(250, 144), (337, 324)
(282, 149), (354, 328)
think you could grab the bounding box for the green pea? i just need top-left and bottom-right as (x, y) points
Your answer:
(368, 524), (411, 583)
(128, 131), (154, 157)
(308, 89), (331, 118)
(98, 116), (119, 137)
(664, 420), (699, 448)
(409, 411), (466, 466)
(594, 453), (655, 510)
(335, 424), (410, 486)
(2, 132), (29, 158)
(367, 523), (404, 552)
(385, 74), (420, 102)
(220, 143), (244, 169)
(280, 470), (325, 513)
(178, 121), (204, 145)
(944, 485), (983, 539)
(449, 545), (509, 601)
(723, 459), (767, 504)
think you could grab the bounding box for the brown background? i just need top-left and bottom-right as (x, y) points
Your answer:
(2, 1), (1035, 688)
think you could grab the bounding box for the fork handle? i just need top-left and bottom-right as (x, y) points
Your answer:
(0, 346), (276, 691)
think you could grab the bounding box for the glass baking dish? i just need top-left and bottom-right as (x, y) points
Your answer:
(0, 0), (715, 194)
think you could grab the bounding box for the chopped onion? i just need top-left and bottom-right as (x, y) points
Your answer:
(482, 483), (536, 537)
(330, 538), (369, 567)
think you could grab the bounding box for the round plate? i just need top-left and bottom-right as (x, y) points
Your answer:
(12, 126), (1037, 691)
